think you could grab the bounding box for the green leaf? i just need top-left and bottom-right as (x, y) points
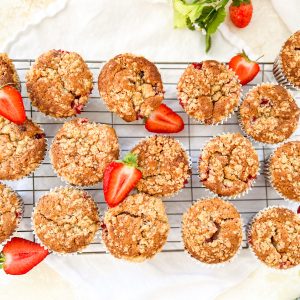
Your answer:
(206, 6), (226, 35)
(205, 34), (211, 52)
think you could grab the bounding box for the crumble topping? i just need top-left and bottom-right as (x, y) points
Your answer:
(98, 53), (164, 122)
(199, 133), (259, 197)
(177, 60), (241, 124)
(0, 53), (20, 91)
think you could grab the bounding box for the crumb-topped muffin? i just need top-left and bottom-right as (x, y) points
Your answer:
(0, 184), (23, 244)
(26, 50), (93, 118)
(0, 116), (46, 180)
(102, 193), (169, 262)
(131, 136), (190, 197)
(33, 187), (100, 253)
(98, 53), (164, 122)
(0, 53), (20, 91)
(239, 84), (299, 144)
(269, 141), (300, 202)
(249, 207), (300, 269)
(182, 198), (242, 264)
(177, 60), (241, 125)
(50, 118), (119, 186)
(199, 133), (259, 197)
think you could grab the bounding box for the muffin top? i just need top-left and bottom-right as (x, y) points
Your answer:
(98, 53), (163, 122)
(0, 53), (20, 91)
(199, 133), (259, 197)
(33, 187), (100, 253)
(182, 198), (242, 264)
(249, 207), (300, 269)
(269, 141), (300, 202)
(280, 31), (300, 88)
(102, 193), (169, 262)
(50, 118), (119, 186)
(131, 135), (190, 197)
(0, 117), (46, 180)
(0, 184), (22, 244)
(26, 50), (93, 118)
(239, 84), (299, 144)
(177, 60), (241, 124)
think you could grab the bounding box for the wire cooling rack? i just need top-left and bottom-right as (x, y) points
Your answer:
(4, 60), (300, 254)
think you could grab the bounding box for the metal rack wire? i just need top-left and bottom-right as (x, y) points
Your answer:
(5, 60), (300, 254)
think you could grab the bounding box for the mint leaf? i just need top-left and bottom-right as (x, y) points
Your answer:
(207, 6), (226, 35)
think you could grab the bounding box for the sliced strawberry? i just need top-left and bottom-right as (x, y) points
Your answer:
(0, 85), (26, 125)
(145, 104), (184, 133)
(228, 50), (260, 85)
(0, 237), (49, 275)
(103, 153), (142, 208)
(297, 206), (300, 214)
(229, 0), (253, 28)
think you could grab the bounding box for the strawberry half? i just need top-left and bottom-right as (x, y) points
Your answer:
(228, 50), (260, 85)
(145, 104), (184, 133)
(103, 153), (142, 208)
(0, 84), (26, 125)
(229, 0), (253, 29)
(0, 237), (49, 275)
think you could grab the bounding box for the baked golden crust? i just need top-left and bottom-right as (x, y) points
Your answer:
(0, 116), (46, 180)
(280, 31), (300, 88)
(239, 84), (299, 144)
(199, 133), (259, 197)
(249, 207), (300, 269)
(102, 193), (169, 262)
(33, 187), (100, 253)
(131, 136), (191, 197)
(50, 118), (119, 186)
(177, 60), (241, 124)
(182, 198), (242, 264)
(26, 50), (93, 118)
(0, 53), (20, 91)
(98, 53), (163, 122)
(269, 141), (300, 202)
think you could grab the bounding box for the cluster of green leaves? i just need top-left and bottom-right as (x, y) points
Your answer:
(173, 0), (229, 52)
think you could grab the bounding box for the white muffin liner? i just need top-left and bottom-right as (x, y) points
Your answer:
(181, 198), (244, 268)
(198, 132), (260, 200)
(238, 83), (299, 147)
(31, 186), (101, 256)
(247, 205), (300, 272)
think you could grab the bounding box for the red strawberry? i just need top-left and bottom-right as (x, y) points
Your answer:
(0, 85), (26, 125)
(229, 0), (253, 28)
(0, 237), (49, 275)
(145, 104), (184, 133)
(229, 50), (260, 85)
(297, 206), (300, 214)
(103, 153), (142, 208)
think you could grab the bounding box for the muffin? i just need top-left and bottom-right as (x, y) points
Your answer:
(50, 118), (119, 186)
(102, 193), (169, 262)
(199, 133), (259, 197)
(0, 53), (20, 91)
(273, 31), (300, 89)
(33, 187), (100, 254)
(26, 50), (93, 118)
(248, 207), (300, 269)
(268, 141), (300, 202)
(0, 184), (23, 244)
(177, 60), (241, 125)
(0, 116), (46, 180)
(98, 53), (163, 122)
(239, 84), (299, 144)
(131, 135), (191, 197)
(182, 198), (242, 264)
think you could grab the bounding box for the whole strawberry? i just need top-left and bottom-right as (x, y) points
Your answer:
(229, 0), (253, 28)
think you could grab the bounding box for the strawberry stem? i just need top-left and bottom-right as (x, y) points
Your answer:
(122, 153), (139, 168)
(255, 54), (264, 62)
(0, 253), (5, 269)
(0, 82), (17, 90)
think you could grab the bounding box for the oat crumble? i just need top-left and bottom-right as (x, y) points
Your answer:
(0, 53), (20, 91)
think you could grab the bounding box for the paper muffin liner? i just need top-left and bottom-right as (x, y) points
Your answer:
(238, 82), (299, 147)
(198, 132), (260, 200)
(247, 205), (300, 272)
(0, 187), (24, 248)
(31, 186), (101, 256)
(181, 197), (244, 268)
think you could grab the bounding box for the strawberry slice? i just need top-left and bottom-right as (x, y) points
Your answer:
(0, 85), (26, 125)
(103, 153), (142, 208)
(228, 50), (260, 85)
(145, 104), (184, 133)
(0, 237), (49, 275)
